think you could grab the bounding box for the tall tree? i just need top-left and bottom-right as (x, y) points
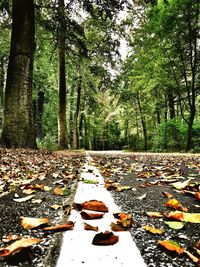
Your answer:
(57, 0), (68, 149)
(1, 0), (36, 148)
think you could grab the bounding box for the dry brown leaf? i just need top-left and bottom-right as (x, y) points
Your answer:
(80, 211), (104, 220)
(146, 211), (163, 218)
(196, 241), (200, 250)
(162, 191), (173, 198)
(84, 222), (99, 232)
(82, 200), (109, 213)
(42, 221), (74, 232)
(165, 198), (188, 212)
(50, 204), (61, 210)
(144, 225), (164, 235)
(2, 234), (22, 243)
(110, 222), (126, 231)
(22, 189), (35, 195)
(158, 240), (185, 254)
(185, 250), (200, 266)
(171, 178), (193, 190)
(23, 184), (44, 191)
(0, 238), (42, 257)
(92, 231), (119, 246)
(20, 216), (49, 229)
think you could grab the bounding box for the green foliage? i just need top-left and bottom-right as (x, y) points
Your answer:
(37, 134), (58, 151)
(152, 119), (187, 151)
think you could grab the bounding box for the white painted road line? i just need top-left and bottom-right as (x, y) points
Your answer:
(56, 155), (146, 267)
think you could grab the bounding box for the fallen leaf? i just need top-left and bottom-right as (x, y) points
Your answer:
(184, 250), (200, 266)
(51, 204), (61, 210)
(53, 187), (71, 196)
(0, 238), (42, 257)
(110, 222), (127, 231)
(158, 240), (185, 254)
(23, 184), (44, 191)
(84, 222), (99, 232)
(162, 191), (173, 198)
(144, 225), (164, 235)
(31, 198), (44, 204)
(42, 221), (74, 232)
(92, 231), (119, 246)
(196, 241), (200, 250)
(80, 211), (104, 220)
(82, 200), (109, 212)
(137, 193), (147, 200)
(22, 189), (35, 195)
(195, 192), (200, 202)
(20, 216), (49, 229)
(116, 185), (132, 192)
(165, 198), (188, 212)
(165, 211), (200, 223)
(113, 212), (133, 228)
(2, 234), (22, 243)
(171, 178), (193, 190)
(73, 203), (83, 211)
(146, 212), (163, 218)
(164, 221), (184, 230)
(13, 195), (34, 202)
(83, 179), (99, 184)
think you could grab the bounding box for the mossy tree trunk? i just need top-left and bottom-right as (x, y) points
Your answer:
(1, 0), (36, 148)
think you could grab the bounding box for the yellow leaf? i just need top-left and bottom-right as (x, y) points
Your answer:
(144, 225), (164, 235)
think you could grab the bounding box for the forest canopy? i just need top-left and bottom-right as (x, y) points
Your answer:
(0, 0), (200, 152)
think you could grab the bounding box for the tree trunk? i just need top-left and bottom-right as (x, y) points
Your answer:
(57, 0), (68, 149)
(1, 0), (36, 148)
(69, 85), (74, 148)
(168, 91), (175, 119)
(72, 77), (81, 149)
(36, 90), (45, 140)
(137, 93), (147, 151)
(186, 110), (195, 151)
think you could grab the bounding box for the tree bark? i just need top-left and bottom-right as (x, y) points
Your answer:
(36, 90), (45, 140)
(1, 0), (36, 148)
(168, 91), (175, 119)
(72, 76), (81, 149)
(136, 93), (147, 151)
(57, 0), (68, 149)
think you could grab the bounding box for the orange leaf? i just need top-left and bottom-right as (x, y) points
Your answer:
(144, 225), (164, 235)
(42, 221), (74, 232)
(20, 216), (49, 229)
(82, 200), (109, 212)
(165, 198), (188, 212)
(80, 211), (104, 220)
(164, 211), (184, 221)
(0, 238), (42, 257)
(195, 192), (200, 202)
(158, 240), (185, 254)
(84, 222), (99, 232)
(92, 231), (119, 246)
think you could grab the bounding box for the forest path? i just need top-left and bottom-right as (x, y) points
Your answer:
(56, 153), (146, 267)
